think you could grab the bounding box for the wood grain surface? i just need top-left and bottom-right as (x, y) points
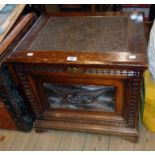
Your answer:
(0, 125), (155, 151)
(0, 4), (26, 43)
(0, 101), (16, 130)
(0, 13), (35, 55)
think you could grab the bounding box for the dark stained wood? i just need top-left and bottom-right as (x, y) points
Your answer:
(34, 120), (139, 139)
(4, 12), (147, 142)
(6, 51), (147, 69)
(0, 13), (36, 56)
(0, 101), (16, 130)
(46, 12), (124, 17)
(128, 14), (147, 53)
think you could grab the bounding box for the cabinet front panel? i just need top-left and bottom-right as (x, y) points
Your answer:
(29, 73), (125, 119)
(14, 65), (139, 127)
(43, 83), (115, 112)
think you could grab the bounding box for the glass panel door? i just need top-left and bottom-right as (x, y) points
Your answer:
(43, 83), (116, 112)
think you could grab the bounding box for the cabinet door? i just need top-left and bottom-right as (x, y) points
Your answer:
(36, 75), (125, 116)
(43, 83), (116, 112)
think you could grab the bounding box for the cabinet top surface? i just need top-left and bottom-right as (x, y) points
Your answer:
(7, 13), (147, 68)
(29, 16), (129, 52)
(14, 13), (146, 54)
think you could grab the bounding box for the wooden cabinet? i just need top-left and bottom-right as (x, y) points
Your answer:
(5, 12), (147, 142)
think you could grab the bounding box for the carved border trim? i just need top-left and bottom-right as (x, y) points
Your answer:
(128, 72), (142, 127)
(17, 72), (40, 117)
(15, 65), (140, 77)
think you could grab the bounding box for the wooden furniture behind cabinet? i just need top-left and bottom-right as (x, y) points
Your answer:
(0, 99), (16, 129)
(5, 12), (147, 142)
(0, 13), (36, 131)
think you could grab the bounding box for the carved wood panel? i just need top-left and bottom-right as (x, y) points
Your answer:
(14, 64), (143, 129)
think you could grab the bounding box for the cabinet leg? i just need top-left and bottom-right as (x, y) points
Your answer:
(35, 128), (48, 133)
(123, 136), (138, 143)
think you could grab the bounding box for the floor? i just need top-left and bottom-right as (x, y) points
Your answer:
(0, 124), (155, 151)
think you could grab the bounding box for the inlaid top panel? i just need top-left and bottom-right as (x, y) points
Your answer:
(28, 16), (129, 52)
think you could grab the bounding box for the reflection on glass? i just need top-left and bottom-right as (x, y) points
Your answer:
(43, 83), (115, 112)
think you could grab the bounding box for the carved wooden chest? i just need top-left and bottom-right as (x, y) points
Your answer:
(5, 12), (147, 142)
